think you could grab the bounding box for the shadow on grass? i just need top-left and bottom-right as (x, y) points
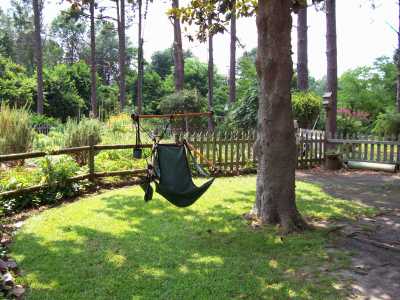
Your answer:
(11, 183), (351, 299)
(298, 173), (400, 211)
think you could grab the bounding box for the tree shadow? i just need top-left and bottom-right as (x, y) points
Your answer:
(297, 172), (400, 211)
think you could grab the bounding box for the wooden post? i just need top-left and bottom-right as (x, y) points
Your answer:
(89, 135), (95, 183)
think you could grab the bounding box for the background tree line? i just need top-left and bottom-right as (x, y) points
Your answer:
(0, 0), (399, 136)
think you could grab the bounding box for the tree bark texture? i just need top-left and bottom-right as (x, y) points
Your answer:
(254, 0), (308, 233)
(325, 0), (338, 137)
(297, 7), (308, 91)
(172, 0), (184, 91)
(33, 0), (44, 115)
(90, 0), (97, 118)
(207, 18), (214, 131)
(137, 0), (143, 114)
(229, 0), (237, 104)
(117, 0), (126, 110)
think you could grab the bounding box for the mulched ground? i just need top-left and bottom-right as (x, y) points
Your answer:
(297, 168), (400, 300)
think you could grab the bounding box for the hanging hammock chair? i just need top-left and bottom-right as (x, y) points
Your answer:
(132, 112), (215, 207)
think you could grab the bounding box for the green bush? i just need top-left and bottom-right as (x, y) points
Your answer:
(0, 103), (34, 155)
(64, 118), (102, 165)
(230, 85), (258, 130)
(372, 111), (400, 137)
(292, 91), (321, 128)
(0, 157), (82, 214)
(30, 113), (61, 127)
(228, 87), (321, 130)
(38, 156), (81, 200)
(158, 89), (207, 131)
(0, 55), (35, 108)
(337, 116), (363, 137)
(33, 130), (65, 151)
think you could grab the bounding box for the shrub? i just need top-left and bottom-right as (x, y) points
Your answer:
(0, 55), (35, 108)
(230, 85), (258, 130)
(43, 63), (87, 121)
(0, 157), (82, 214)
(372, 111), (400, 137)
(0, 103), (34, 155)
(337, 116), (363, 137)
(33, 130), (65, 152)
(30, 113), (61, 128)
(38, 156), (81, 201)
(107, 113), (131, 135)
(64, 118), (102, 165)
(292, 91), (321, 128)
(158, 89), (207, 131)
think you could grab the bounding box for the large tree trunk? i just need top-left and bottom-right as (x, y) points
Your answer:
(33, 0), (44, 115)
(90, 0), (97, 118)
(325, 0), (338, 137)
(172, 0), (184, 91)
(297, 6), (308, 91)
(229, 0), (236, 104)
(117, 0), (126, 110)
(207, 18), (214, 131)
(254, 0), (308, 233)
(137, 0), (143, 113)
(397, 0), (400, 113)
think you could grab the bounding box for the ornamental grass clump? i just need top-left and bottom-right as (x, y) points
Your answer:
(0, 103), (34, 155)
(63, 117), (102, 165)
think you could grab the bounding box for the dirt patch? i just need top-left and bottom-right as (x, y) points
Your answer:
(297, 169), (400, 299)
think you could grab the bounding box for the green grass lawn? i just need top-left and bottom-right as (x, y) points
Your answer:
(11, 176), (374, 300)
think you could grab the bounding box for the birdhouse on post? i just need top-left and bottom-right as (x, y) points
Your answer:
(323, 92), (333, 139)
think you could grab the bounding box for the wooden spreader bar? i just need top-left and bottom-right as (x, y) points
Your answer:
(131, 111), (213, 120)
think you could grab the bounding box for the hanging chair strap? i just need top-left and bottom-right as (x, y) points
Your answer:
(183, 140), (214, 177)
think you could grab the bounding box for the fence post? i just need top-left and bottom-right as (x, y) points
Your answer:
(89, 135), (95, 183)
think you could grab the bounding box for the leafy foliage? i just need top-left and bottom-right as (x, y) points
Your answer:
(338, 56), (396, 120)
(372, 110), (400, 137)
(0, 55), (35, 108)
(231, 83), (258, 129)
(150, 48), (174, 79)
(159, 89), (207, 131)
(0, 156), (82, 214)
(229, 86), (321, 130)
(64, 117), (102, 165)
(0, 103), (34, 155)
(30, 113), (61, 127)
(159, 89), (207, 114)
(292, 91), (321, 128)
(337, 116), (363, 137)
(50, 8), (87, 64)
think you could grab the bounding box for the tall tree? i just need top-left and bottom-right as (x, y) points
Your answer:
(177, 0), (320, 232)
(207, 17), (214, 130)
(10, 0), (35, 73)
(253, 0), (308, 231)
(396, 0), (400, 112)
(33, 0), (44, 114)
(65, 0), (98, 117)
(325, 0), (337, 136)
(229, 0), (237, 103)
(297, 5), (308, 90)
(136, 0), (143, 113)
(89, 0), (97, 117)
(172, 0), (184, 91)
(116, 0), (127, 110)
(51, 9), (86, 64)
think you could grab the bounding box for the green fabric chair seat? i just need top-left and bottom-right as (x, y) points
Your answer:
(153, 144), (214, 207)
